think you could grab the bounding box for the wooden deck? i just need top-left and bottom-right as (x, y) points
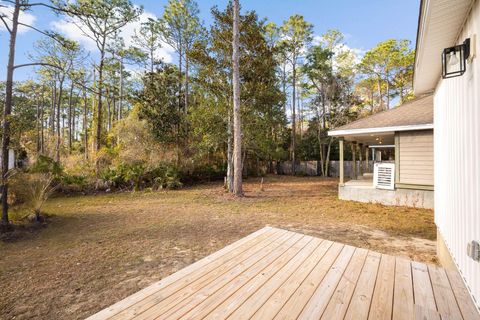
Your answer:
(87, 227), (480, 320)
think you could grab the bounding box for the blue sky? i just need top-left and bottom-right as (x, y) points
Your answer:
(0, 0), (420, 81)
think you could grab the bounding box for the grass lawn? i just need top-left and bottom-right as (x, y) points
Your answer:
(0, 175), (436, 320)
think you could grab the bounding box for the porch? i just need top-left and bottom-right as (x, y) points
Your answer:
(87, 227), (479, 320)
(340, 174), (434, 209)
(334, 135), (434, 209)
(328, 96), (435, 209)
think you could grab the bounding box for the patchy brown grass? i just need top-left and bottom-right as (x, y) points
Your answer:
(0, 175), (436, 320)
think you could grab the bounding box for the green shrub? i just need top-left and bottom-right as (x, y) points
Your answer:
(29, 155), (63, 177)
(61, 174), (89, 189)
(121, 162), (146, 190)
(99, 167), (126, 188)
(151, 165), (182, 190)
(180, 164), (225, 183)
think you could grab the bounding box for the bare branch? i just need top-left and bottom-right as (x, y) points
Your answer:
(0, 0), (15, 5)
(20, 2), (68, 12)
(1, 0), (88, 17)
(13, 62), (63, 70)
(17, 22), (70, 47)
(0, 14), (11, 33)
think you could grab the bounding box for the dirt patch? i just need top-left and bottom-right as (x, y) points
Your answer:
(0, 176), (436, 320)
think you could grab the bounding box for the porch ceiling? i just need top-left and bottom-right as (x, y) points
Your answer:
(343, 132), (394, 146)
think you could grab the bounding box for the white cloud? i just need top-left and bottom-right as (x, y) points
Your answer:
(50, 18), (97, 50)
(51, 9), (174, 63)
(312, 34), (365, 63)
(0, 4), (37, 34)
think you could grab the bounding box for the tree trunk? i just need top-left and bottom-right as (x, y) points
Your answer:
(324, 138), (332, 176)
(316, 99), (325, 176)
(36, 91), (41, 154)
(68, 81), (74, 152)
(232, 0), (243, 196)
(150, 48), (154, 74)
(386, 70), (390, 109)
(226, 107), (233, 192)
(91, 67), (96, 156)
(118, 59), (123, 120)
(56, 78), (64, 163)
(83, 85), (88, 160)
(298, 88), (303, 140)
(185, 54), (189, 114)
(175, 43), (183, 164)
(111, 96), (115, 127)
(282, 63), (286, 114)
(51, 82), (56, 136)
(73, 91), (79, 142)
(40, 86), (45, 154)
(370, 89), (374, 113)
(376, 76), (382, 111)
(96, 43), (106, 151)
(291, 63), (296, 175)
(106, 89), (111, 131)
(1, 0), (20, 227)
(178, 42), (183, 114)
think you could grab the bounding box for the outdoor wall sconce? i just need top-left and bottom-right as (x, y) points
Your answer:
(442, 38), (470, 79)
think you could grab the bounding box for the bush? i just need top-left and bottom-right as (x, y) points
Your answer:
(149, 164), (182, 190)
(29, 155), (63, 177)
(120, 162), (146, 190)
(98, 162), (182, 191)
(9, 172), (56, 222)
(179, 164), (225, 184)
(61, 174), (89, 191)
(99, 167), (125, 189)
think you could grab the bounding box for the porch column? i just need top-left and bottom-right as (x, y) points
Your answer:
(394, 132), (400, 184)
(365, 146), (369, 172)
(351, 141), (357, 180)
(339, 138), (344, 185)
(359, 143), (364, 176)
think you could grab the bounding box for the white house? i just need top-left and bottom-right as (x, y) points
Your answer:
(330, 0), (480, 309)
(415, 0), (480, 308)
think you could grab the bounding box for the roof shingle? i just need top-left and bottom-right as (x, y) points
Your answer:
(331, 94), (433, 132)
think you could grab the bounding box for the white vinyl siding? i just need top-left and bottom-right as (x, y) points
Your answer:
(434, 0), (480, 307)
(398, 130), (434, 186)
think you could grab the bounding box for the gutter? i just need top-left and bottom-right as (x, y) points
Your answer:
(328, 123), (434, 136)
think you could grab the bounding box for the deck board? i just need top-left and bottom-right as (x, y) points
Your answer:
(320, 248), (368, 320)
(87, 227), (480, 320)
(297, 245), (356, 319)
(392, 258), (414, 320)
(227, 235), (319, 319)
(344, 251), (382, 320)
(368, 254), (396, 320)
(137, 231), (298, 320)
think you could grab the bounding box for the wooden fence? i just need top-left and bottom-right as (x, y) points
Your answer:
(274, 160), (374, 177)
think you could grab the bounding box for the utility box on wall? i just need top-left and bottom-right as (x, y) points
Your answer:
(374, 163), (395, 190)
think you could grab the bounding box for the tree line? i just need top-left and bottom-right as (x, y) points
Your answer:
(0, 0), (414, 227)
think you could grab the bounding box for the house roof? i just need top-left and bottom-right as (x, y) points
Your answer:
(413, 0), (474, 95)
(328, 95), (433, 137)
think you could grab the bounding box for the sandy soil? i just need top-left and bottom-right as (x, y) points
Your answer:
(0, 176), (436, 320)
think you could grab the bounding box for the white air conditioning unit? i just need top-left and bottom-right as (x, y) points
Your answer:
(374, 163), (395, 190)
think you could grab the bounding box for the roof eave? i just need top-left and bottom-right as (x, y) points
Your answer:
(413, 0), (474, 95)
(328, 124), (434, 137)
